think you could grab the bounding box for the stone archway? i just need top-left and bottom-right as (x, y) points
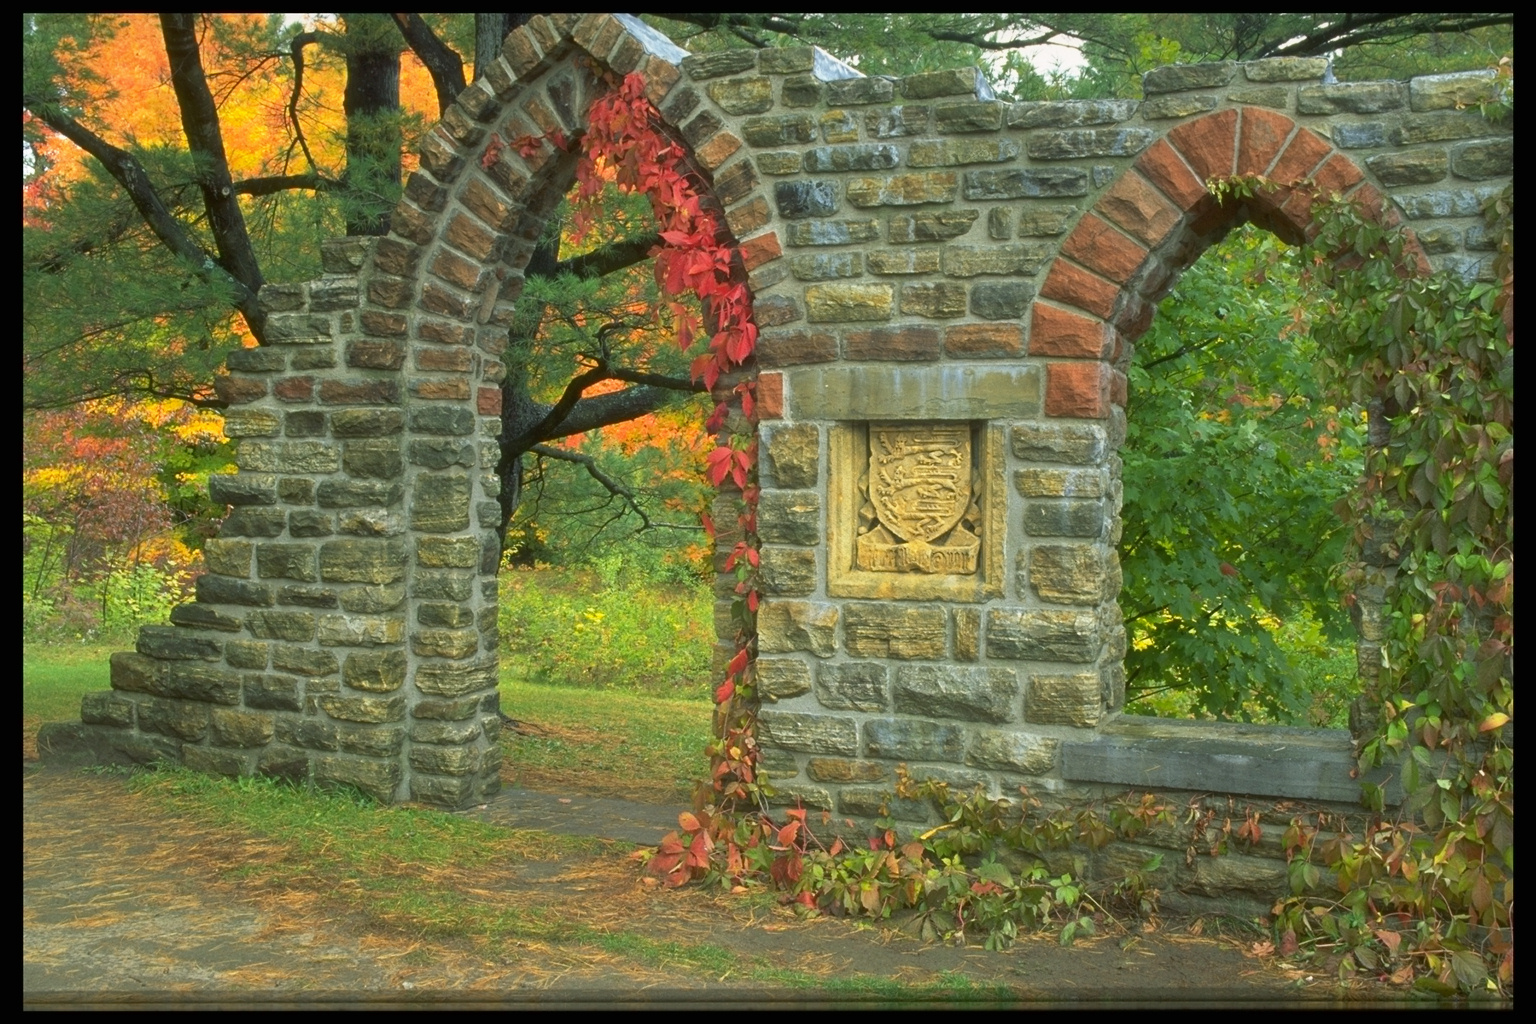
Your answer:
(42, 18), (1511, 817)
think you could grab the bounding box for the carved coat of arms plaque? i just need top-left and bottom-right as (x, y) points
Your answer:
(855, 424), (981, 575)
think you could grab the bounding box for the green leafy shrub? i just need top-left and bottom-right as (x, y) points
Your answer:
(498, 559), (714, 698)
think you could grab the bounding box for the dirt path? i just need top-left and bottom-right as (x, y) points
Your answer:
(25, 763), (1368, 1008)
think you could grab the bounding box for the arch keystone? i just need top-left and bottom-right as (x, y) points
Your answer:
(1236, 107), (1296, 176)
(1167, 108), (1239, 182)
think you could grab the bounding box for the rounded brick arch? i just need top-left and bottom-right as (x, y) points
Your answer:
(1029, 106), (1421, 422)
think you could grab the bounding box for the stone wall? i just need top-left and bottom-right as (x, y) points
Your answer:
(39, 14), (1511, 829)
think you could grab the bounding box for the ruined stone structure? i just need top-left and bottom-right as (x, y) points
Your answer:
(42, 11), (1510, 879)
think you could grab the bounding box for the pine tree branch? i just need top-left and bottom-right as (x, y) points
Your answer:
(527, 443), (654, 530)
(390, 14), (466, 115)
(20, 96), (263, 332)
(159, 14), (265, 300)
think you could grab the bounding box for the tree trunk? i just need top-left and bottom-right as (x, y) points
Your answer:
(473, 14), (535, 81)
(342, 15), (402, 237)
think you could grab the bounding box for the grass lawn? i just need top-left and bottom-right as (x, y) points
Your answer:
(23, 642), (116, 759)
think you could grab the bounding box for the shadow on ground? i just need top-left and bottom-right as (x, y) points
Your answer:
(24, 762), (1413, 1008)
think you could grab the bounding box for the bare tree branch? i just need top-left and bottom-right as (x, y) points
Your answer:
(159, 14), (264, 297)
(550, 232), (663, 280)
(286, 30), (321, 174)
(231, 172), (342, 197)
(390, 13), (466, 115)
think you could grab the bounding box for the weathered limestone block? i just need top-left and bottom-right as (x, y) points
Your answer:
(1015, 468), (1105, 498)
(756, 658), (812, 700)
(815, 662), (888, 712)
(211, 708), (275, 748)
(757, 490), (822, 545)
(1025, 672), (1104, 726)
(966, 731), (1060, 774)
(843, 603), (947, 659)
(758, 546), (817, 596)
(893, 665), (1018, 723)
(838, 786), (931, 821)
(986, 610), (1100, 662)
(864, 718), (966, 761)
(1025, 544), (1109, 605)
(757, 710), (858, 754)
(314, 754), (401, 802)
(807, 758), (889, 783)
(757, 600), (839, 657)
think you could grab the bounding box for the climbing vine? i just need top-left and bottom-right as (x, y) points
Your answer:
(1212, 173), (1514, 994)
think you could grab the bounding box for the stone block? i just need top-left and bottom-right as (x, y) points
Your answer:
(953, 607), (980, 662)
(1139, 94), (1217, 119)
(1009, 99), (1138, 128)
(763, 424), (820, 488)
(410, 718), (482, 744)
(1408, 70), (1499, 112)
(256, 544), (318, 582)
(314, 754), (401, 803)
(246, 610), (317, 642)
(1026, 128), (1153, 160)
(968, 282), (1033, 321)
(1025, 544), (1108, 605)
(866, 249), (941, 275)
(80, 692), (135, 728)
(768, 783), (834, 811)
(1451, 138), (1513, 180)
(844, 325), (941, 361)
(933, 100), (1004, 133)
(756, 658), (812, 700)
(805, 282), (894, 322)
(1365, 149), (1448, 185)
(1011, 423), (1107, 465)
(966, 731), (1060, 774)
(888, 209), (979, 243)
(815, 662), (888, 712)
(319, 539), (407, 584)
(898, 282), (967, 318)
(941, 326), (1024, 362)
(243, 674), (301, 711)
(415, 659), (498, 697)
(1243, 57), (1328, 82)
(783, 219), (880, 247)
(135, 626), (222, 662)
(908, 138), (1020, 167)
(757, 600), (838, 657)
(417, 602), (476, 628)
(1016, 205), (1080, 236)
(1015, 468), (1104, 498)
(865, 105), (929, 138)
(793, 366), (1039, 422)
(845, 173), (958, 207)
(271, 645), (339, 677)
(803, 144), (900, 172)
(169, 602), (244, 633)
(789, 252), (861, 280)
(706, 75), (773, 115)
(338, 724), (406, 758)
(331, 409), (403, 437)
(757, 490), (822, 545)
(807, 758), (888, 783)
(893, 665), (1018, 723)
(757, 711), (858, 754)
(1297, 82), (1406, 115)
(341, 439), (403, 479)
(963, 168), (1089, 200)
(138, 698), (210, 741)
(319, 694), (406, 724)
(1142, 62), (1234, 93)
(412, 628), (480, 659)
(196, 575), (275, 608)
(317, 614), (405, 647)
(774, 180), (840, 219)
(211, 708), (274, 748)
(410, 473), (472, 533)
(842, 603), (946, 659)
(758, 546), (817, 596)
(412, 695), (482, 721)
(943, 243), (1048, 277)
(1024, 500), (1106, 538)
(181, 745), (249, 777)
(901, 67), (988, 99)
(985, 610), (1099, 662)
(416, 536), (481, 568)
(409, 744), (479, 776)
(209, 473), (277, 506)
(838, 787), (931, 822)
(317, 479), (402, 509)
(204, 540), (254, 578)
(863, 718), (965, 761)
(1025, 672), (1104, 726)
(828, 78), (893, 105)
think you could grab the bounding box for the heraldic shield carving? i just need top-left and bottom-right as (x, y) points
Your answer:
(855, 424), (982, 575)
